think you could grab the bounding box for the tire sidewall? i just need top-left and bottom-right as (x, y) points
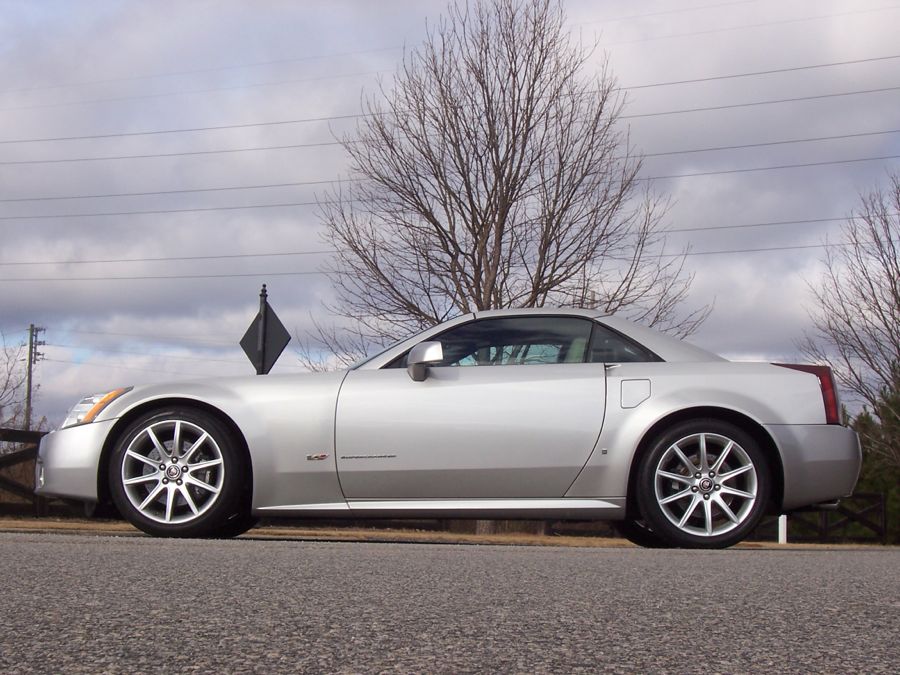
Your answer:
(108, 408), (244, 538)
(636, 419), (771, 549)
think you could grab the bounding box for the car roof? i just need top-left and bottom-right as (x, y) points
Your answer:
(473, 307), (606, 319)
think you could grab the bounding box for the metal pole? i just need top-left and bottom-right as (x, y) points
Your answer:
(256, 284), (268, 375)
(777, 514), (788, 544)
(23, 324), (44, 430)
(24, 324), (34, 431)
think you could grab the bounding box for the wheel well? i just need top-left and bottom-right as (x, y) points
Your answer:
(625, 407), (784, 517)
(97, 398), (253, 507)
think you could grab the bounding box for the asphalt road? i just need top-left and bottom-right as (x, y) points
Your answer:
(0, 533), (897, 674)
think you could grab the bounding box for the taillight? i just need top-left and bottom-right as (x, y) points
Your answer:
(774, 363), (840, 425)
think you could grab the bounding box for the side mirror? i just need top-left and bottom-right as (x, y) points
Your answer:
(407, 341), (443, 382)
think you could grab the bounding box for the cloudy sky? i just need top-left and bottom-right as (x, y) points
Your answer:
(1, 0), (898, 424)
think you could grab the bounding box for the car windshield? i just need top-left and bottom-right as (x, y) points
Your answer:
(349, 335), (415, 369)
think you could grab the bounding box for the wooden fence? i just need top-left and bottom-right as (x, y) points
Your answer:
(0, 427), (50, 516)
(755, 492), (887, 544)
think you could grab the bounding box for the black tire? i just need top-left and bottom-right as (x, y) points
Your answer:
(614, 518), (672, 548)
(108, 407), (248, 538)
(636, 419), (771, 549)
(210, 511), (259, 538)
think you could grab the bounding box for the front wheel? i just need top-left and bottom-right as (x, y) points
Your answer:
(108, 408), (248, 538)
(636, 419), (771, 549)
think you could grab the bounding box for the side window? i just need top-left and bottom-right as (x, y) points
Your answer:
(588, 323), (660, 363)
(431, 317), (593, 367)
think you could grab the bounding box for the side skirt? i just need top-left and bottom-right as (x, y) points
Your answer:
(255, 497), (625, 520)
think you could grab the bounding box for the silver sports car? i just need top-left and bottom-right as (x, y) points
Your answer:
(36, 308), (861, 548)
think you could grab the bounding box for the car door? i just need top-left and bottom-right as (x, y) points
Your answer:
(334, 316), (607, 499)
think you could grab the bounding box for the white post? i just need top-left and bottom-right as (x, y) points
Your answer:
(777, 514), (788, 544)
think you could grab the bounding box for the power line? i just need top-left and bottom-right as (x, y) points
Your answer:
(0, 199), (334, 221)
(627, 54), (900, 90)
(0, 271), (323, 282)
(664, 214), (900, 234)
(3, 78), (898, 146)
(3, 125), (897, 169)
(42, 356), (239, 377)
(621, 84), (900, 120)
(608, 5), (900, 47)
(0, 180), (348, 203)
(0, 250), (334, 267)
(0, 113), (372, 145)
(643, 128), (900, 158)
(63, 329), (236, 346)
(0, 240), (882, 282)
(3, 152), (897, 222)
(642, 153), (900, 181)
(0, 1), (756, 98)
(0, 46), (402, 96)
(0, 69), (387, 113)
(6, 213), (897, 269)
(6, 2), (889, 102)
(656, 241), (865, 258)
(0, 140), (345, 167)
(8, 44), (896, 115)
(44, 342), (250, 365)
(46, 342), (308, 369)
(585, 0), (756, 25)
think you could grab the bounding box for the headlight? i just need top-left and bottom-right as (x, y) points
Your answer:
(61, 387), (132, 429)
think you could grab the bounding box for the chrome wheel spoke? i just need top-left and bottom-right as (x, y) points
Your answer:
(125, 450), (160, 469)
(172, 421), (183, 458)
(164, 485), (176, 522)
(145, 428), (169, 460)
(660, 487), (693, 505)
(702, 499), (714, 535)
(124, 472), (159, 486)
(185, 474), (220, 495)
(719, 464), (753, 482)
(711, 441), (734, 473)
(720, 485), (755, 500)
(139, 483), (166, 511)
(188, 458), (223, 472)
(672, 444), (698, 474)
(179, 485), (200, 516)
(677, 494), (701, 528)
(714, 494), (740, 523)
(182, 432), (210, 463)
(658, 470), (693, 485)
(699, 434), (709, 472)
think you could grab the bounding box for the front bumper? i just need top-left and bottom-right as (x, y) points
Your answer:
(34, 419), (117, 502)
(765, 423), (862, 511)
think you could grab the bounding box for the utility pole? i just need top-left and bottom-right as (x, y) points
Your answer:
(24, 324), (45, 431)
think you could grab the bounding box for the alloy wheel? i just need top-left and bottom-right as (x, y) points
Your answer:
(120, 419), (226, 525)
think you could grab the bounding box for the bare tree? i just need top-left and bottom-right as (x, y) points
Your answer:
(309, 0), (707, 367)
(802, 171), (900, 470)
(1, 332), (27, 430)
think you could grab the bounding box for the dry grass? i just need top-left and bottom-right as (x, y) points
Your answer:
(0, 516), (890, 550)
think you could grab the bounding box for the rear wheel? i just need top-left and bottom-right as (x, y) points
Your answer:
(108, 408), (248, 538)
(636, 419), (771, 549)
